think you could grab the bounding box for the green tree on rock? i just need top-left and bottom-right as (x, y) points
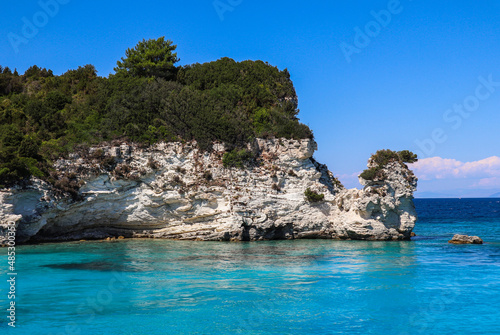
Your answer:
(114, 37), (180, 79)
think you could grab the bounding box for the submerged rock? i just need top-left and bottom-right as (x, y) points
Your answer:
(448, 234), (483, 244)
(0, 139), (418, 244)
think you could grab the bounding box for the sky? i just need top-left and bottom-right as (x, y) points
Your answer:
(1, 0), (500, 197)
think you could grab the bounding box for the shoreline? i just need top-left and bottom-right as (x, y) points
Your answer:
(3, 235), (416, 247)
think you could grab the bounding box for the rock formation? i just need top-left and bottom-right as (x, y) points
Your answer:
(0, 139), (418, 244)
(448, 234), (483, 244)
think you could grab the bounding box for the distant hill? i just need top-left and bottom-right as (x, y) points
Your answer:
(414, 191), (455, 198)
(416, 189), (500, 198)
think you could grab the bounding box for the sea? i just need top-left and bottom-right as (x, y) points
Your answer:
(1, 198), (499, 335)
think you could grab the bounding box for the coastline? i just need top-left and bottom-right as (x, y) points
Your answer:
(1, 139), (418, 244)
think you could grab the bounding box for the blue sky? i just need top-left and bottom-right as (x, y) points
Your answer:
(2, 0), (500, 197)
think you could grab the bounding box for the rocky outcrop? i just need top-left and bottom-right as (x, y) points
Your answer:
(448, 234), (483, 244)
(0, 139), (418, 244)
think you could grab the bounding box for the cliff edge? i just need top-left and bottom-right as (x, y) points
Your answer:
(0, 139), (417, 244)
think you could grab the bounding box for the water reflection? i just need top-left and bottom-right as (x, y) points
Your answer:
(35, 239), (418, 275)
(22, 238), (421, 330)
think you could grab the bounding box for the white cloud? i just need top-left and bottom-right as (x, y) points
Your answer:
(472, 177), (500, 188)
(410, 156), (500, 181)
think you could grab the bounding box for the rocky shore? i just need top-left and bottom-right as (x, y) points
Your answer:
(0, 138), (418, 244)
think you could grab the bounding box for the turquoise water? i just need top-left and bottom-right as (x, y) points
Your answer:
(1, 198), (500, 334)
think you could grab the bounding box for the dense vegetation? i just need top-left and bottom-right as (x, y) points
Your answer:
(222, 149), (255, 168)
(359, 149), (418, 181)
(0, 37), (312, 188)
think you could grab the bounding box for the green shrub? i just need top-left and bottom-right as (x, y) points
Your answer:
(359, 149), (417, 181)
(371, 149), (400, 166)
(19, 157), (44, 178)
(398, 150), (418, 163)
(0, 159), (32, 186)
(18, 137), (40, 158)
(252, 108), (271, 135)
(359, 167), (383, 181)
(304, 188), (324, 202)
(222, 149), (254, 168)
(45, 91), (71, 112)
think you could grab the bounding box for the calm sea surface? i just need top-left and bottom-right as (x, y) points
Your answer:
(1, 198), (499, 334)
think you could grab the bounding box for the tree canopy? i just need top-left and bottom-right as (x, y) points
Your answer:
(114, 37), (179, 79)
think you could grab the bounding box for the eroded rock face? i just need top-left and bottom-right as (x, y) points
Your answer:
(0, 139), (418, 244)
(334, 159), (418, 241)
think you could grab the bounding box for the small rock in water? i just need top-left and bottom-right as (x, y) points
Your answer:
(118, 236), (125, 239)
(410, 232), (417, 237)
(448, 234), (483, 244)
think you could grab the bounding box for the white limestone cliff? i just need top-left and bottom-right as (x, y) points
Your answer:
(0, 139), (417, 244)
